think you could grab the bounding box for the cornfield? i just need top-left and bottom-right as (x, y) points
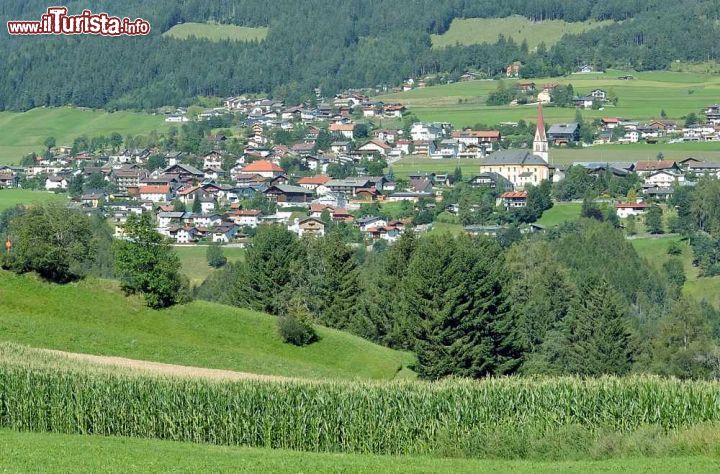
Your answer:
(1, 352), (720, 455)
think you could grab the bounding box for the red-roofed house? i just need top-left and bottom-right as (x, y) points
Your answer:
(242, 160), (285, 178)
(498, 191), (528, 208)
(357, 139), (392, 156)
(635, 160), (680, 176)
(298, 175), (331, 191)
(139, 185), (172, 203)
(329, 123), (355, 139)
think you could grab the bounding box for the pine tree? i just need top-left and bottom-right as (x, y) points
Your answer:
(316, 230), (360, 330)
(563, 279), (633, 376)
(403, 234), (520, 379)
(239, 225), (304, 315)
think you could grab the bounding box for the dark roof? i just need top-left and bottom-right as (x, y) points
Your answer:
(481, 150), (548, 166)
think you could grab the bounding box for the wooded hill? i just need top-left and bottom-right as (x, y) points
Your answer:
(0, 0), (718, 110)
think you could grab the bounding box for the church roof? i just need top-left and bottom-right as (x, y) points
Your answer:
(481, 150), (548, 166)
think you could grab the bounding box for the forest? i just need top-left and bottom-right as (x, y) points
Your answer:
(1, 0), (718, 110)
(195, 218), (720, 381)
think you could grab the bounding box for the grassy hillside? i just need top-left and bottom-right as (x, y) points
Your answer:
(163, 22), (269, 42)
(378, 70), (720, 130)
(2, 430), (718, 474)
(631, 235), (720, 308)
(0, 107), (169, 165)
(0, 189), (67, 211)
(0, 271), (413, 379)
(174, 245), (246, 286)
(431, 16), (612, 50)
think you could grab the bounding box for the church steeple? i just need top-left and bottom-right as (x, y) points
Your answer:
(533, 102), (549, 163)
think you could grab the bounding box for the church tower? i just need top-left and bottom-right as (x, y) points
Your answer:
(533, 102), (549, 163)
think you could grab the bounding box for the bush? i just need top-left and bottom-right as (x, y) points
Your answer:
(278, 311), (318, 346)
(668, 240), (683, 256)
(206, 242), (227, 268)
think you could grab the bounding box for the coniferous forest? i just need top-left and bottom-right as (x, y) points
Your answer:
(1, 0), (720, 110)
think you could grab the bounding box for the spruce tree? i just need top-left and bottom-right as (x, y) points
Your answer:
(239, 225), (304, 315)
(563, 279), (633, 376)
(402, 234), (520, 379)
(316, 230), (360, 330)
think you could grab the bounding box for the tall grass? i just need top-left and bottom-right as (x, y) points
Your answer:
(3, 348), (720, 458)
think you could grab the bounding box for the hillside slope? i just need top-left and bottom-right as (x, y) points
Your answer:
(0, 271), (413, 380)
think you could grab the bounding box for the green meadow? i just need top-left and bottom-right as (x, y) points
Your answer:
(0, 271), (413, 380)
(431, 16), (613, 50)
(0, 107), (169, 165)
(174, 245), (246, 286)
(2, 430), (719, 473)
(0, 189), (67, 211)
(163, 22), (269, 42)
(536, 202), (583, 227)
(631, 235), (720, 308)
(378, 70), (720, 128)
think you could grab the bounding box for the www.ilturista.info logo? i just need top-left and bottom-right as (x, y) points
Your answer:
(7, 7), (151, 36)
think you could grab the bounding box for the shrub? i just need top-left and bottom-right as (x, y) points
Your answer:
(278, 310), (318, 346)
(206, 242), (227, 268)
(668, 240), (683, 256)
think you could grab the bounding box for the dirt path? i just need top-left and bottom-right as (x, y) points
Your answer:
(41, 349), (293, 383)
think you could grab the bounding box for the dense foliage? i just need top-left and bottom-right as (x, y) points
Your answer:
(1, 1), (717, 110)
(113, 212), (189, 308)
(2, 203), (95, 283)
(199, 219), (720, 380)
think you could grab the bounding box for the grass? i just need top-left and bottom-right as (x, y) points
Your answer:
(2, 430), (719, 473)
(390, 157), (480, 179)
(0, 271), (413, 380)
(163, 22), (268, 42)
(431, 16), (613, 50)
(174, 245), (245, 286)
(537, 202), (582, 227)
(631, 235), (720, 308)
(0, 107), (168, 165)
(0, 189), (67, 211)
(378, 69), (720, 130)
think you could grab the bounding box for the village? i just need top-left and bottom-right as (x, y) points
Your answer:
(1, 78), (719, 248)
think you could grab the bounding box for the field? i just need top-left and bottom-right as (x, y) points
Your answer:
(0, 271), (412, 380)
(431, 16), (612, 50)
(163, 22), (269, 42)
(537, 202), (582, 227)
(2, 430), (719, 474)
(378, 70), (720, 133)
(0, 189), (67, 211)
(3, 343), (720, 460)
(389, 157), (480, 179)
(174, 245), (246, 286)
(631, 235), (720, 308)
(0, 107), (169, 165)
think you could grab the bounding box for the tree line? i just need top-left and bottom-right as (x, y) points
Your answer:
(197, 218), (720, 380)
(0, 0), (712, 111)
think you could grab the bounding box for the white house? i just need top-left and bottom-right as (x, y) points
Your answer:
(193, 213), (223, 227)
(232, 209), (262, 228)
(357, 140), (391, 157)
(212, 224), (239, 243)
(644, 170), (684, 188)
(356, 216), (387, 232)
(139, 185), (172, 203)
(410, 123), (443, 141)
(615, 202), (650, 219)
(45, 175), (68, 191)
(203, 151), (224, 170)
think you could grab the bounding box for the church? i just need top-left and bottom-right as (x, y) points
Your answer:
(479, 103), (550, 189)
